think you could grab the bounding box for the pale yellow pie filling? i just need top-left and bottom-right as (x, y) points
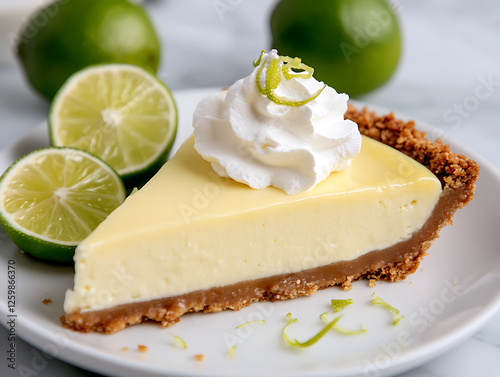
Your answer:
(64, 135), (441, 314)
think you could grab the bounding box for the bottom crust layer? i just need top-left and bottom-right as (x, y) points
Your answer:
(61, 185), (470, 334)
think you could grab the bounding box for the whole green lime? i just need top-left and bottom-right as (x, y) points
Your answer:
(16, 0), (161, 100)
(270, 0), (402, 97)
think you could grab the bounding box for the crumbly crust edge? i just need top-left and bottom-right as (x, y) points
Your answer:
(346, 105), (480, 194)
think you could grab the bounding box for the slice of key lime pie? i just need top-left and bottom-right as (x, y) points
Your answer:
(62, 50), (479, 333)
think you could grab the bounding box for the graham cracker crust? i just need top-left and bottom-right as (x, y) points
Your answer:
(61, 106), (479, 334)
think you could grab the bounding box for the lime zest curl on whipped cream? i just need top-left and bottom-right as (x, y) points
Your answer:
(253, 50), (326, 107)
(193, 49), (362, 194)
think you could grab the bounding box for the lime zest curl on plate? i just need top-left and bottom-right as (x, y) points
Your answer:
(253, 50), (326, 107)
(371, 293), (404, 325)
(333, 324), (368, 336)
(331, 298), (354, 313)
(282, 313), (342, 348)
(235, 320), (266, 329)
(319, 312), (329, 323)
(170, 334), (187, 349)
(228, 346), (237, 360)
(320, 312), (368, 335)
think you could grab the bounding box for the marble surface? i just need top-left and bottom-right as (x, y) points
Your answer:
(1, 0), (499, 376)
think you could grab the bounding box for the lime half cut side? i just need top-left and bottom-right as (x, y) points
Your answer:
(49, 64), (178, 188)
(0, 148), (126, 264)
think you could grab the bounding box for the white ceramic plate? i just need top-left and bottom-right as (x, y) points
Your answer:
(1, 88), (500, 377)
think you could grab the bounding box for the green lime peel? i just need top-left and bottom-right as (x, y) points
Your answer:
(170, 334), (187, 349)
(228, 346), (237, 360)
(371, 293), (404, 325)
(320, 311), (368, 335)
(253, 50), (326, 107)
(331, 298), (354, 313)
(282, 313), (343, 348)
(236, 320), (266, 329)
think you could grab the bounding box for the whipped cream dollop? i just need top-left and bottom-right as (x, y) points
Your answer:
(193, 49), (361, 194)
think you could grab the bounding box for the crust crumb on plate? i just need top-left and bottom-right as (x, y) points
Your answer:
(194, 354), (205, 362)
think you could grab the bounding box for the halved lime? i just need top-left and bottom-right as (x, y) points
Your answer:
(0, 148), (126, 263)
(49, 64), (178, 188)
